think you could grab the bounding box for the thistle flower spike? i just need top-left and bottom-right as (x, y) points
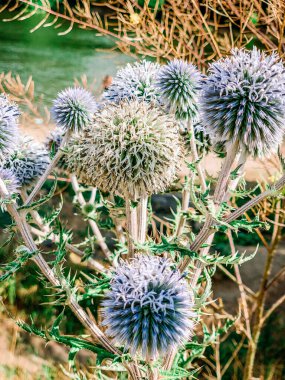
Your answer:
(102, 255), (196, 360)
(0, 94), (20, 155)
(51, 87), (97, 134)
(156, 59), (202, 121)
(104, 60), (161, 103)
(4, 135), (50, 187)
(200, 47), (285, 157)
(66, 99), (182, 196)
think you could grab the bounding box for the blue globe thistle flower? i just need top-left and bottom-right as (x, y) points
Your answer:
(51, 87), (97, 133)
(102, 255), (196, 360)
(104, 60), (161, 103)
(4, 136), (50, 187)
(0, 167), (19, 195)
(0, 94), (20, 154)
(156, 59), (202, 121)
(200, 47), (285, 157)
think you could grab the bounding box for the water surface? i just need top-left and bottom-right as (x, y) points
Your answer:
(0, 12), (133, 105)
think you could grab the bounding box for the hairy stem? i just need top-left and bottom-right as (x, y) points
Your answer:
(180, 140), (240, 273)
(24, 130), (71, 206)
(176, 120), (207, 237)
(70, 174), (112, 262)
(125, 195), (138, 258)
(225, 172), (285, 223)
(137, 194), (148, 244)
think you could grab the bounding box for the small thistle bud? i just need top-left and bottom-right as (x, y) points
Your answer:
(200, 47), (285, 157)
(4, 136), (50, 187)
(102, 255), (196, 359)
(0, 167), (19, 196)
(82, 203), (95, 215)
(104, 60), (161, 103)
(0, 94), (20, 155)
(156, 59), (202, 121)
(183, 121), (211, 155)
(45, 127), (67, 170)
(66, 100), (181, 196)
(45, 127), (64, 152)
(51, 87), (97, 133)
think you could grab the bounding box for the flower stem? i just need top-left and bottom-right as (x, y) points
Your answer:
(175, 119), (207, 237)
(24, 130), (71, 207)
(21, 189), (106, 273)
(180, 139), (240, 272)
(188, 120), (207, 192)
(137, 194), (148, 244)
(70, 174), (112, 262)
(125, 195), (138, 258)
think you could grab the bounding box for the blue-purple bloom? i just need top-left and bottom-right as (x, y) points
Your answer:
(104, 60), (161, 103)
(102, 255), (196, 359)
(156, 59), (202, 121)
(0, 94), (20, 154)
(200, 47), (285, 157)
(4, 136), (50, 187)
(51, 87), (97, 133)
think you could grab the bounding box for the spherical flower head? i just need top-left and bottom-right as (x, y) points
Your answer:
(0, 167), (19, 196)
(102, 255), (196, 359)
(156, 59), (202, 121)
(0, 94), (20, 154)
(4, 136), (50, 187)
(66, 100), (181, 196)
(104, 60), (161, 103)
(200, 47), (285, 157)
(51, 87), (97, 133)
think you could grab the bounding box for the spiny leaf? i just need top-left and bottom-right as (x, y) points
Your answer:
(160, 367), (199, 379)
(145, 236), (198, 258)
(16, 311), (115, 365)
(198, 245), (258, 266)
(0, 245), (38, 282)
(43, 196), (63, 226)
(230, 164), (244, 180)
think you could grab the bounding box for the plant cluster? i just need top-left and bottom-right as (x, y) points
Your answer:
(1, 48), (285, 379)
